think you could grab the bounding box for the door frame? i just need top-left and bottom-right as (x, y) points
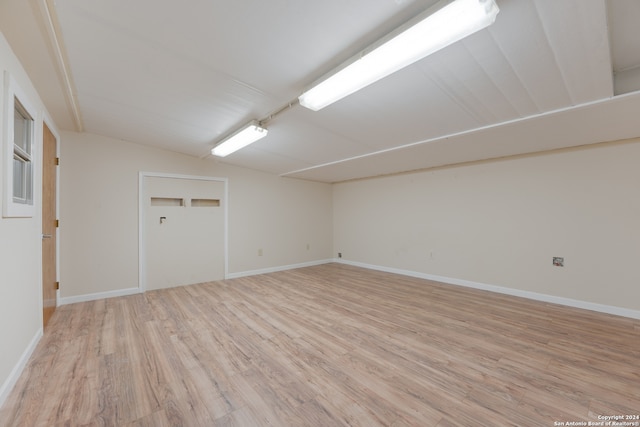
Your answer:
(42, 116), (60, 323)
(138, 172), (229, 292)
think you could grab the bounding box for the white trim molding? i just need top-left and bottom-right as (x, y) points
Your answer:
(39, 0), (84, 131)
(0, 328), (42, 408)
(58, 260), (334, 303)
(2, 71), (39, 218)
(58, 287), (140, 306)
(226, 259), (333, 280)
(335, 259), (640, 320)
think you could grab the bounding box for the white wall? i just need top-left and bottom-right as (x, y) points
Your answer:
(60, 131), (333, 299)
(0, 31), (54, 404)
(334, 140), (640, 314)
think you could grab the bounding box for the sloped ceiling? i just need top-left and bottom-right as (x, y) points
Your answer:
(2, 0), (640, 183)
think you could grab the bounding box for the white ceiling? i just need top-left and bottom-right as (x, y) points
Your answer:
(2, 0), (640, 183)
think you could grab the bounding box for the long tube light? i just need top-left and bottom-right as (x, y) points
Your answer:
(298, 0), (499, 111)
(211, 121), (268, 157)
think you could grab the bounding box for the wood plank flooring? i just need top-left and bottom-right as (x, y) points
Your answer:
(1, 263), (639, 426)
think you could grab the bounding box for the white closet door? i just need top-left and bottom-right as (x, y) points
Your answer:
(144, 176), (225, 290)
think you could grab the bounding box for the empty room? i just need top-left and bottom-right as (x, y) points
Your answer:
(0, 0), (639, 426)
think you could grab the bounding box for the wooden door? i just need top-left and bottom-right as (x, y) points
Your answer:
(42, 123), (57, 327)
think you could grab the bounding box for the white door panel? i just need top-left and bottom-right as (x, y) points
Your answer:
(143, 176), (225, 290)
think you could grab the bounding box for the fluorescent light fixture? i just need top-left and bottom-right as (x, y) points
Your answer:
(298, 0), (499, 111)
(211, 121), (268, 157)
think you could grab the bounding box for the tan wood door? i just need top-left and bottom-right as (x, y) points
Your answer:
(42, 123), (57, 327)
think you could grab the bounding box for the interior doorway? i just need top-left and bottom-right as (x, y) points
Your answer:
(140, 173), (227, 291)
(42, 122), (57, 327)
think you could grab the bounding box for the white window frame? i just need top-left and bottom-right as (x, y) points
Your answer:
(3, 71), (38, 218)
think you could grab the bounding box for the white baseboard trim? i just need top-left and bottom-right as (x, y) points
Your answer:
(58, 287), (141, 306)
(226, 259), (333, 280)
(58, 260), (333, 303)
(0, 328), (42, 409)
(335, 259), (640, 320)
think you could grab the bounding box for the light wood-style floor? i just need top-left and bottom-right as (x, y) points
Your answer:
(1, 264), (639, 426)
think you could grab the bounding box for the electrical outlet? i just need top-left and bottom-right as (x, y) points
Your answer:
(258, 248), (263, 256)
(338, 252), (342, 258)
(553, 257), (564, 267)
